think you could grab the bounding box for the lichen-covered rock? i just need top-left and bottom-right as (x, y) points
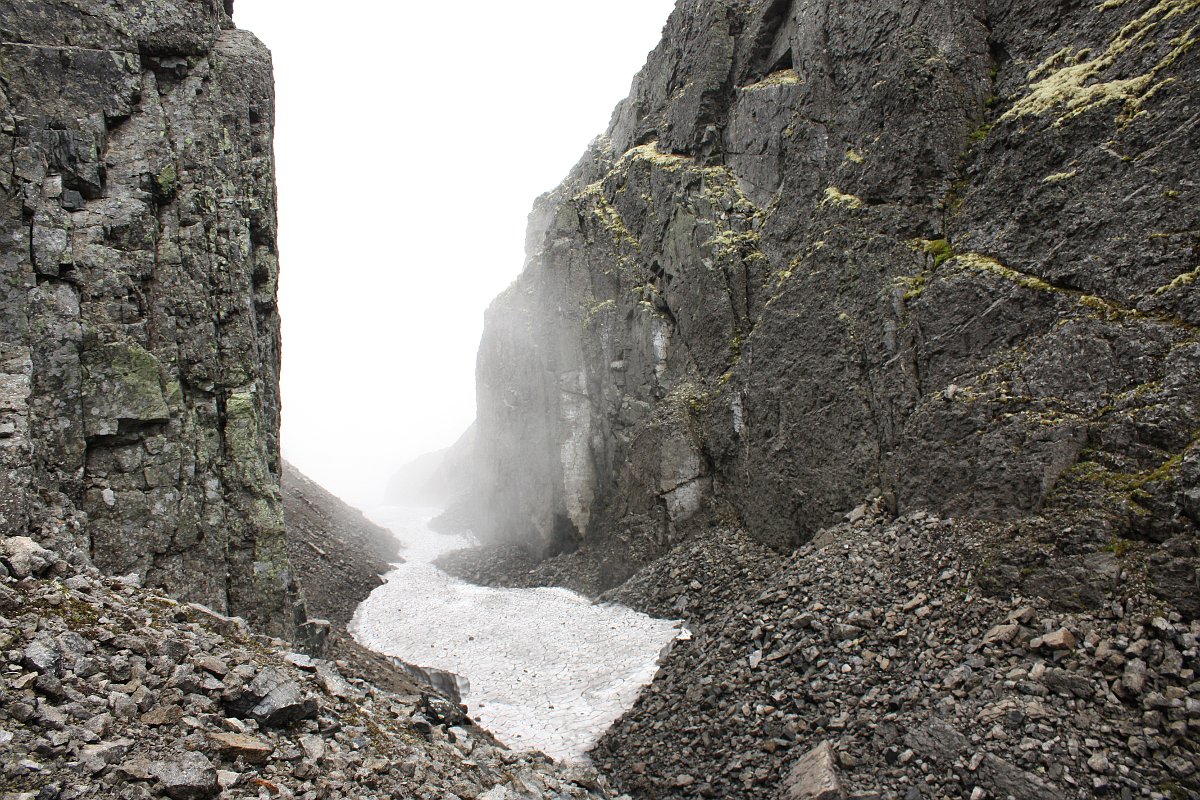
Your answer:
(0, 0), (298, 636)
(467, 0), (1200, 615)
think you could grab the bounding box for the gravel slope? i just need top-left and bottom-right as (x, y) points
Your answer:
(591, 508), (1200, 800)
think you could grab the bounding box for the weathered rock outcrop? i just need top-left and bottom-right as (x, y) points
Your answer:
(468, 0), (1200, 613)
(1, 1), (297, 635)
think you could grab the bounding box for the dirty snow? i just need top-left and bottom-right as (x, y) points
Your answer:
(349, 506), (681, 762)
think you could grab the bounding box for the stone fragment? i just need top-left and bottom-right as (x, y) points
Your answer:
(284, 653), (317, 672)
(299, 733), (325, 761)
(242, 667), (316, 727)
(982, 624), (1019, 646)
(150, 751), (219, 800)
(194, 655), (228, 676)
(905, 720), (969, 764)
(781, 740), (844, 800)
(1122, 658), (1148, 696)
(2, 537), (53, 579)
(22, 639), (61, 675)
(315, 661), (360, 700)
(209, 731), (273, 764)
(1039, 628), (1076, 652)
(80, 738), (133, 774)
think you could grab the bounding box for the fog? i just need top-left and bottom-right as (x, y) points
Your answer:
(232, 0), (677, 507)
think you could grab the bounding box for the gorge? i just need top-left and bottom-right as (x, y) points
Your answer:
(3, 0), (1200, 799)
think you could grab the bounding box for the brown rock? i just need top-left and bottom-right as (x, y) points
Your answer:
(209, 731), (274, 765)
(1040, 628), (1076, 652)
(780, 740), (844, 800)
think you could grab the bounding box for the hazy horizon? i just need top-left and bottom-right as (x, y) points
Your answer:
(233, 0), (677, 506)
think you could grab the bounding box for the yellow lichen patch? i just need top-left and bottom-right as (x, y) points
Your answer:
(845, 149), (865, 164)
(1077, 293), (1138, 321)
(621, 141), (692, 172)
(705, 229), (761, 258)
(953, 253), (1056, 292)
(823, 186), (864, 209)
(1004, 0), (1199, 125)
(1154, 266), (1200, 295)
(1043, 170), (1079, 182)
(741, 69), (802, 91)
(1097, 0), (1133, 9)
(582, 299), (616, 328)
(587, 195), (640, 252)
(893, 273), (929, 301)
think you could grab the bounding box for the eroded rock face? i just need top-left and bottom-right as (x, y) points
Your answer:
(469, 0), (1200, 611)
(0, 0), (296, 636)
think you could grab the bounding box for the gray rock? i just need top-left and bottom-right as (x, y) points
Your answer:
(22, 639), (61, 675)
(458, 0), (1200, 624)
(0, 0), (300, 639)
(1, 537), (53, 579)
(150, 751), (219, 800)
(242, 667), (316, 727)
(208, 731), (273, 764)
(80, 738), (133, 774)
(780, 741), (844, 800)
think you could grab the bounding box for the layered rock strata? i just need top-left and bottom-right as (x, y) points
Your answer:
(468, 0), (1200, 613)
(1, 1), (297, 635)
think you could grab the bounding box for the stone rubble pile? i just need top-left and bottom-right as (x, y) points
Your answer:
(0, 549), (617, 800)
(592, 509), (1200, 799)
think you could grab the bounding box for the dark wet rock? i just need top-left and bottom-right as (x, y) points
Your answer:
(1, 0), (299, 639)
(0, 565), (613, 799)
(229, 667), (316, 728)
(592, 511), (1200, 799)
(456, 0), (1200, 629)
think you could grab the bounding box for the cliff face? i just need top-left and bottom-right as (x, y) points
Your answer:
(0, 1), (298, 636)
(471, 0), (1200, 612)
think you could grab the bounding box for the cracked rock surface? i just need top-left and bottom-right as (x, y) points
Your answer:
(458, 0), (1200, 619)
(1, 0), (298, 637)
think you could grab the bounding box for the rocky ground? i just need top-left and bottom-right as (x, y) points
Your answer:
(0, 536), (617, 800)
(582, 507), (1200, 799)
(282, 463), (401, 632)
(434, 534), (687, 600)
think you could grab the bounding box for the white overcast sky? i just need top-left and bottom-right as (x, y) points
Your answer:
(232, 0), (676, 506)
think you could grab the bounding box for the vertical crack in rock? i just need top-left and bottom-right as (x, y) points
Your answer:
(0, 0), (301, 638)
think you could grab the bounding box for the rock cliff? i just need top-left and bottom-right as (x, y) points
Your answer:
(1, 0), (298, 636)
(468, 0), (1200, 614)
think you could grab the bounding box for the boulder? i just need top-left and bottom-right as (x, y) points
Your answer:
(150, 752), (218, 800)
(780, 741), (844, 800)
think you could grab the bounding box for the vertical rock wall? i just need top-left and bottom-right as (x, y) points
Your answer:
(471, 0), (1200, 610)
(0, 0), (298, 636)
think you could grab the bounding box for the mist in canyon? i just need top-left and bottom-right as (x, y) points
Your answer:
(233, 0), (676, 506)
